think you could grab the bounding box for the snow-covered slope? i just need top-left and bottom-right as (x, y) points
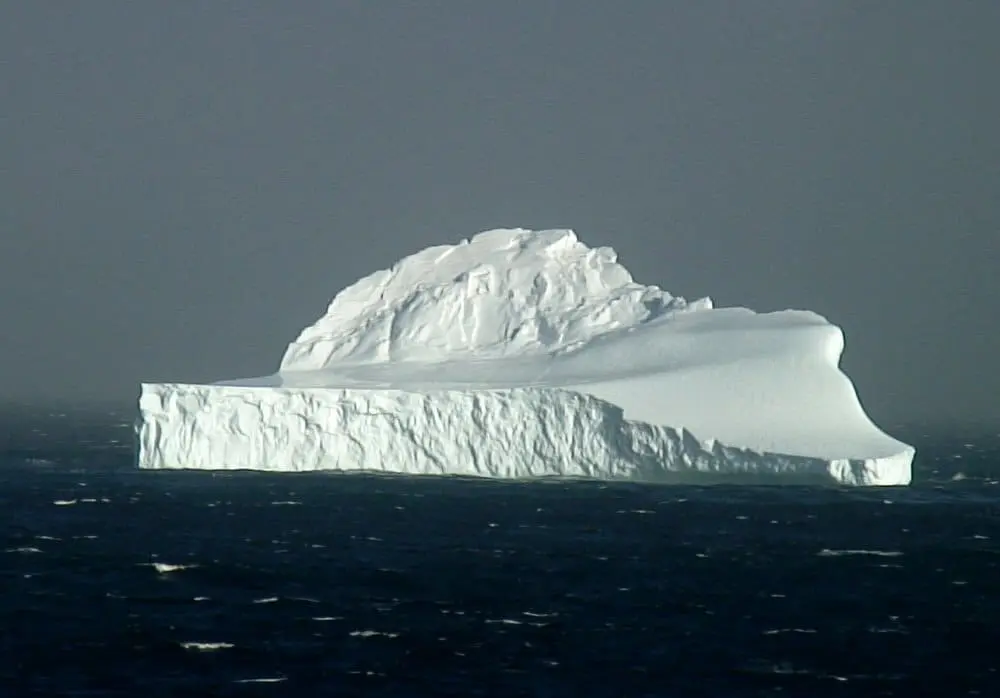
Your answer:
(136, 228), (914, 485)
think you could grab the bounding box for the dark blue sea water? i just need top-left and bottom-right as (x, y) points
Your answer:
(2, 406), (999, 697)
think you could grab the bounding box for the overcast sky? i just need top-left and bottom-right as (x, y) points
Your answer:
(1, 1), (997, 426)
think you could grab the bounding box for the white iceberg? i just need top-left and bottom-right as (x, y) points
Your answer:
(135, 228), (913, 486)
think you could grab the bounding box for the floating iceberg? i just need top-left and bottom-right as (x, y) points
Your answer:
(135, 228), (913, 485)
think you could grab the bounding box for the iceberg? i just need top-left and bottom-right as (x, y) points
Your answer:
(135, 228), (914, 486)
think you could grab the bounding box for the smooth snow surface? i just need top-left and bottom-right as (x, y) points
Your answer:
(136, 228), (914, 486)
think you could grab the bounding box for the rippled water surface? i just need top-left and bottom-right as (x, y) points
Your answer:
(2, 406), (1000, 696)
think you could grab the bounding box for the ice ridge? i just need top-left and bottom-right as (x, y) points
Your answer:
(280, 228), (711, 369)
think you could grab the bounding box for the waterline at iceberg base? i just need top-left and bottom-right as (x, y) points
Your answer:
(135, 228), (914, 486)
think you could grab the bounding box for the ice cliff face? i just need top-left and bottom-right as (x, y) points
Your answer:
(135, 227), (915, 486)
(137, 384), (909, 486)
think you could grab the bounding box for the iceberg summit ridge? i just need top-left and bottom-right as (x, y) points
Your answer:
(136, 227), (914, 486)
(280, 227), (712, 369)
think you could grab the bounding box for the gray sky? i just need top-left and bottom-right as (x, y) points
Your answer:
(1, 1), (997, 426)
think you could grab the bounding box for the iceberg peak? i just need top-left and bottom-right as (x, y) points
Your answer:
(280, 228), (712, 370)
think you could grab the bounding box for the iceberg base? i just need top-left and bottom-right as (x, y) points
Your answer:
(136, 383), (912, 487)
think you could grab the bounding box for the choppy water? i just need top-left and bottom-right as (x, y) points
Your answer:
(2, 406), (1000, 696)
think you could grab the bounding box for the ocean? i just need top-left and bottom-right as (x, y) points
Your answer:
(2, 406), (998, 696)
